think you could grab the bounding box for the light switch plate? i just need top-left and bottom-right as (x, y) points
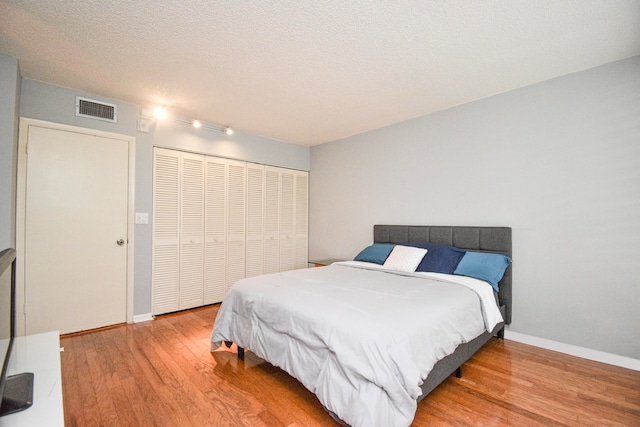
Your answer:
(135, 212), (149, 224)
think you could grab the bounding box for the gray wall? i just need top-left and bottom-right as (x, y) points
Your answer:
(0, 53), (20, 248)
(19, 79), (310, 316)
(309, 56), (640, 360)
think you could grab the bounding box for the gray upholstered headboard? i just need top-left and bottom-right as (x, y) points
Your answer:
(373, 225), (512, 324)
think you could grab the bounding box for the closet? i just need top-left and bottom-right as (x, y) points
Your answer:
(152, 148), (308, 316)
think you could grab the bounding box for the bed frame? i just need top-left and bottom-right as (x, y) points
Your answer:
(373, 225), (512, 398)
(231, 224), (512, 410)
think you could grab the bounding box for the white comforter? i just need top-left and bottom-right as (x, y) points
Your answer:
(210, 261), (503, 427)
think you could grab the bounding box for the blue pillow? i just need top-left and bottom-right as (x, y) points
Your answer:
(401, 242), (465, 274)
(353, 244), (395, 264)
(454, 251), (511, 292)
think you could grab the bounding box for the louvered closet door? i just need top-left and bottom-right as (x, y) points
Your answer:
(226, 160), (246, 292)
(152, 148), (180, 315)
(264, 166), (281, 274)
(294, 171), (309, 269)
(153, 149), (308, 314)
(246, 163), (265, 278)
(204, 156), (227, 304)
(279, 170), (295, 271)
(179, 152), (205, 310)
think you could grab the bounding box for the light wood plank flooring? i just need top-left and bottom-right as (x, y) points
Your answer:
(60, 305), (640, 426)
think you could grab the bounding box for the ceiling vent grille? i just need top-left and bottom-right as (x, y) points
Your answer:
(75, 96), (117, 123)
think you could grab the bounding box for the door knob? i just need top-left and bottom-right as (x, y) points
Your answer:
(117, 239), (125, 246)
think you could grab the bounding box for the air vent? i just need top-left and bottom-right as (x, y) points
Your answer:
(75, 96), (117, 123)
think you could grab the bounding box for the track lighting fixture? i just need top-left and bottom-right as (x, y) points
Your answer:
(143, 106), (232, 135)
(173, 117), (233, 135)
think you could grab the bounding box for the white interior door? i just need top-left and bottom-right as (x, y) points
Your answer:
(151, 148), (180, 315)
(179, 151), (205, 310)
(279, 170), (295, 271)
(225, 160), (246, 293)
(204, 156), (227, 304)
(264, 166), (281, 274)
(24, 125), (130, 335)
(294, 171), (309, 269)
(245, 163), (265, 278)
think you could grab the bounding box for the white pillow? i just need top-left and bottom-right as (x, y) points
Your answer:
(383, 245), (428, 272)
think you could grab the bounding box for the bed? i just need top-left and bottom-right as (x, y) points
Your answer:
(211, 225), (512, 426)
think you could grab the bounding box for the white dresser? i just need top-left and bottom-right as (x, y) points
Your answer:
(0, 331), (63, 426)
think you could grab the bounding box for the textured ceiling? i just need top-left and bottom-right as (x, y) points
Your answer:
(1, 1), (639, 146)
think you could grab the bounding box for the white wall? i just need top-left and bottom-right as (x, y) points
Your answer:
(0, 53), (20, 248)
(18, 79), (310, 316)
(309, 56), (640, 360)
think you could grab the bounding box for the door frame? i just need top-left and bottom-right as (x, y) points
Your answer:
(15, 118), (136, 336)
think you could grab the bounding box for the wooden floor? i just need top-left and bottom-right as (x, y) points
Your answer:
(60, 305), (640, 426)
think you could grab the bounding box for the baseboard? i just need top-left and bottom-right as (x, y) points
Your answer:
(133, 313), (154, 323)
(505, 331), (640, 372)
